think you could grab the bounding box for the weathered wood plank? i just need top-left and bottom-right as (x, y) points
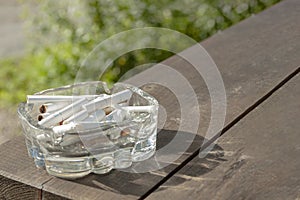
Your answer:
(41, 0), (300, 199)
(147, 74), (300, 199)
(0, 137), (51, 190)
(42, 191), (70, 200)
(0, 175), (41, 200)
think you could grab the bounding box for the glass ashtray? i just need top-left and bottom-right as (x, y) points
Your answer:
(18, 81), (158, 179)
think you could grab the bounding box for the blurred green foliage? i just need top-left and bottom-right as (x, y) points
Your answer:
(0, 0), (280, 107)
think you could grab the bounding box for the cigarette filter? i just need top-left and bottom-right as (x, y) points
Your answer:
(39, 102), (70, 113)
(37, 113), (51, 121)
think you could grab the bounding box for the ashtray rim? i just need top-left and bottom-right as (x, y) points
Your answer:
(18, 81), (159, 134)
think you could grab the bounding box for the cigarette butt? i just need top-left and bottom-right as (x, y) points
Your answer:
(39, 105), (47, 114)
(52, 122), (106, 135)
(37, 113), (50, 121)
(52, 122), (77, 135)
(39, 102), (70, 113)
(39, 112), (64, 127)
(38, 113), (64, 124)
(122, 105), (155, 113)
(83, 89), (132, 113)
(27, 94), (106, 103)
(120, 128), (131, 137)
(103, 107), (114, 115)
(63, 109), (89, 124)
(38, 98), (89, 127)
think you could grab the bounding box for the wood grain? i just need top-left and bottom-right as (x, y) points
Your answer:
(0, 176), (41, 200)
(147, 73), (300, 200)
(0, 137), (51, 189)
(42, 191), (69, 200)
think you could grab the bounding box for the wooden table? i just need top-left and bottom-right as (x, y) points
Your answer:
(0, 0), (299, 199)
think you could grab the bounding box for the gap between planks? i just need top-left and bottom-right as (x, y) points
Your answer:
(138, 67), (300, 200)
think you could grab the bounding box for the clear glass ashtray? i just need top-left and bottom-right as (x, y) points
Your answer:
(18, 81), (158, 179)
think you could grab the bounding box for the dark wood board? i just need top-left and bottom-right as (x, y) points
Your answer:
(0, 0), (299, 199)
(41, 0), (300, 199)
(0, 136), (51, 199)
(0, 175), (41, 200)
(147, 74), (300, 199)
(42, 191), (70, 200)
